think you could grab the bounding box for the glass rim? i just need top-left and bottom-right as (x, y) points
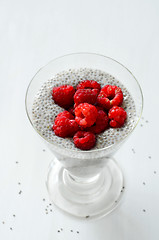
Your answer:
(25, 52), (144, 154)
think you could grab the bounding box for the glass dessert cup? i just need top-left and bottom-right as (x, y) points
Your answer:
(25, 53), (143, 219)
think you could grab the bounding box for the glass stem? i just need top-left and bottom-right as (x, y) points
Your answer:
(68, 171), (101, 184)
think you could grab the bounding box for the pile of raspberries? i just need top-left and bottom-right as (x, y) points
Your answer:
(52, 80), (127, 150)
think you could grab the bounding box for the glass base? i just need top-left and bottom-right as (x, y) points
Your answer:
(46, 158), (124, 219)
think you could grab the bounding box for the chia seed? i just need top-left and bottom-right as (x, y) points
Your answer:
(32, 68), (137, 150)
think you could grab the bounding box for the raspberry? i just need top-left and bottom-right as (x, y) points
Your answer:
(52, 85), (75, 109)
(97, 85), (123, 110)
(55, 110), (74, 121)
(53, 111), (79, 137)
(75, 103), (98, 128)
(88, 107), (109, 134)
(73, 131), (96, 150)
(76, 80), (101, 91)
(108, 106), (127, 128)
(74, 89), (99, 107)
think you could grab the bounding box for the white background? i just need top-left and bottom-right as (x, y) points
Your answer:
(0, 0), (159, 239)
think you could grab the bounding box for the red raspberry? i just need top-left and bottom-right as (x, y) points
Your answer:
(108, 106), (127, 128)
(52, 85), (75, 109)
(75, 103), (98, 128)
(74, 89), (99, 107)
(73, 131), (96, 150)
(76, 80), (101, 91)
(53, 111), (79, 137)
(88, 107), (109, 134)
(97, 85), (123, 110)
(55, 110), (74, 121)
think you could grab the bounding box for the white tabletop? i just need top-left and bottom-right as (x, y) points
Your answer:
(0, 0), (159, 239)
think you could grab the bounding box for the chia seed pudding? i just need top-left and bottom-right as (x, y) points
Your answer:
(32, 68), (136, 150)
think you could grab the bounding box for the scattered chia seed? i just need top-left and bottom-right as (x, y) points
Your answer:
(77, 231), (79, 234)
(154, 171), (157, 174)
(43, 149), (46, 152)
(143, 182), (146, 185)
(15, 161), (19, 164)
(143, 209), (146, 212)
(13, 215), (16, 217)
(148, 156), (151, 159)
(2, 221), (5, 224)
(19, 190), (22, 195)
(70, 230), (73, 232)
(85, 215), (90, 218)
(10, 227), (13, 230)
(57, 230), (60, 233)
(43, 198), (45, 201)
